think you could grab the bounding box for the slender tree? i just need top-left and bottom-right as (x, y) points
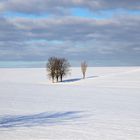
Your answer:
(46, 57), (57, 83)
(55, 58), (60, 82)
(59, 58), (70, 82)
(81, 61), (87, 79)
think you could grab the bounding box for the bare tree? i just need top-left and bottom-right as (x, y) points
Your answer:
(81, 61), (87, 79)
(59, 58), (70, 82)
(46, 57), (57, 83)
(55, 58), (60, 82)
(46, 57), (70, 83)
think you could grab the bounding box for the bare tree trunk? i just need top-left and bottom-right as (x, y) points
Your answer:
(83, 72), (85, 79)
(60, 75), (63, 82)
(56, 76), (59, 82)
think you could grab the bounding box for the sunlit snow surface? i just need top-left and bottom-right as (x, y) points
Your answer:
(0, 67), (140, 140)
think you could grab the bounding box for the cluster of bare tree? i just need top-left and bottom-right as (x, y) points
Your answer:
(46, 57), (88, 83)
(46, 57), (70, 83)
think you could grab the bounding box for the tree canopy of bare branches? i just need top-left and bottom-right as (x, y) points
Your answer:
(81, 61), (88, 79)
(46, 57), (70, 83)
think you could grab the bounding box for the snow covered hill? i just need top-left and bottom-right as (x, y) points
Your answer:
(0, 67), (140, 140)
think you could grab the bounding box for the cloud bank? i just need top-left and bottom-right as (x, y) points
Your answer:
(0, 0), (140, 66)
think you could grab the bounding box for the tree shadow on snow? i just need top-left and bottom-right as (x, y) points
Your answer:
(63, 78), (81, 83)
(63, 76), (98, 83)
(0, 111), (84, 129)
(87, 76), (98, 79)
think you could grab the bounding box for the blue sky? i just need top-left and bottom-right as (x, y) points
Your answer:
(0, 0), (140, 66)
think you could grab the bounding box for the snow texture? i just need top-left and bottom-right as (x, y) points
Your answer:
(0, 67), (140, 140)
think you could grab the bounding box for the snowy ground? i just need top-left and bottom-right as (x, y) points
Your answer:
(0, 67), (140, 140)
